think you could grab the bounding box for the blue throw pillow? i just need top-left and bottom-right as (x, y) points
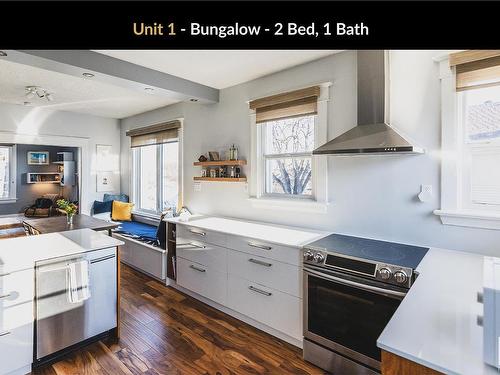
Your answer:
(103, 193), (129, 203)
(93, 200), (112, 214)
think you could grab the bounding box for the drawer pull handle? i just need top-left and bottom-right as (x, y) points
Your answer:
(177, 242), (206, 250)
(189, 265), (206, 273)
(248, 258), (272, 267)
(0, 293), (11, 300)
(248, 285), (272, 296)
(0, 331), (11, 337)
(189, 229), (206, 236)
(248, 242), (272, 251)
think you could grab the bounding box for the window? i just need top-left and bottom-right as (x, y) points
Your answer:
(0, 145), (15, 202)
(262, 115), (315, 197)
(132, 141), (179, 215)
(249, 84), (330, 212)
(460, 86), (500, 209)
(435, 50), (500, 229)
(127, 120), (182, 216)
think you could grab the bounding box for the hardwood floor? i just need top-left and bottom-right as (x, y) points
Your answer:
(33, 264), (324, 375)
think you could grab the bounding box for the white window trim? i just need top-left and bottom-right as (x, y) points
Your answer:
(434, 55), (500, 230)
(129, 119), (183, 218)
(248, 83), (330, 213)
(0, 144), (17, 204)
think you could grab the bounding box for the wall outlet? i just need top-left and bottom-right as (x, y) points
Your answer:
(243, 182), (248, 193)
(193, 181), (201, 192)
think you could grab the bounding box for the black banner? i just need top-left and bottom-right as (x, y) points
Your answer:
(1, 1), (499, 49)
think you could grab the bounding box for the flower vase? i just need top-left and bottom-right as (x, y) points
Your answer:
(67, 214), (74, 226)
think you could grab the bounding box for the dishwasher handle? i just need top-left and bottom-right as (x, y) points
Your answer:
(90, 254), (116, 264)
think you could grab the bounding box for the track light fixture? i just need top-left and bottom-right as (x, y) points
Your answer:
(25, 86), (54, 102)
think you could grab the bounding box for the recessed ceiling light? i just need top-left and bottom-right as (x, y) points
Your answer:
(23, 101), (31, 106)
(144, 87), (154, 92)
(82, 72), (94, 78)
(0, 51), (7, 57)
(190, 98), (198, 102)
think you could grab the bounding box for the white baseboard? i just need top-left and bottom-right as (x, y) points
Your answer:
(167, 279), (303, 349)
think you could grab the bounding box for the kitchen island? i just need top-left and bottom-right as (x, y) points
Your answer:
(378, 248), (496, 375)
(0, 228), (123, 375)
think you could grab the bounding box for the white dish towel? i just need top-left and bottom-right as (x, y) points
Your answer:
(67, 260), (91, 304)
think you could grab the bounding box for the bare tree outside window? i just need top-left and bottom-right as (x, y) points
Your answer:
(264, 115), (314, 196)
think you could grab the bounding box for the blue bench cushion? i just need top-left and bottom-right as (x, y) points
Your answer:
(115, 220), (158, 242)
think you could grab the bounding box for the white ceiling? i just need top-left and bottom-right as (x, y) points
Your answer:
(0, 50), (340, 119)
(0, 59), (180, 118)
(94, 50), (340, 89)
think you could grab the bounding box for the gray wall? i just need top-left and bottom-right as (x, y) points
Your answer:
(1, 144), (78, 214)
(120, 50), (500, 255)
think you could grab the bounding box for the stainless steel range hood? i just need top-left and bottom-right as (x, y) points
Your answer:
(313, 50), (424, 156)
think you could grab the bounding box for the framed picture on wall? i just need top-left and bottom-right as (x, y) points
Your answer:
(27, 151), (49, 165)
(97, 171), (115, 192)
(96, 144), (113, 171)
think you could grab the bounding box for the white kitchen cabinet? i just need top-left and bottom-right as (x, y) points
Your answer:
(176, 240), (227, 273)
(177, 258), (227, 305)
(225, 234), (302, 266)
(227, 274), (302, 341)
(227, 250), (302, 298)
(177, 225), (227, 248)
(0, 269), (34, 375)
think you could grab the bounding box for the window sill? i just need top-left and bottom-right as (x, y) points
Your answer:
(434, 209), (500, 230)
(0, 198), (17, 204)
(248, 197), (328, 213)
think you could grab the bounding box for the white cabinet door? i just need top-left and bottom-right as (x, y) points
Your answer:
(0, 269), (34, 375)
(227, 274), (302, 341)
(177, 258), (227, 305)
(228, 250), (302, 298)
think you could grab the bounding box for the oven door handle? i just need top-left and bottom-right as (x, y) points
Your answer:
(304, 267), (407, 298)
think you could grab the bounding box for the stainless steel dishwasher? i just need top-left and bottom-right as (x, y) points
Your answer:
(35, 247), (117, 364)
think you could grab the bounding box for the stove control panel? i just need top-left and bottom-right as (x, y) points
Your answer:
(303, 248), (414, 288)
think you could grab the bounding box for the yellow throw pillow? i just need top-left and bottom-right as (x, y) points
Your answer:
(111, 201), (134, 221)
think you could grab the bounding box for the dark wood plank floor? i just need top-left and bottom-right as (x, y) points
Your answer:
(33, 264), (324, 375)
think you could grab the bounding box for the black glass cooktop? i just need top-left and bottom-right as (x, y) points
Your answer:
(306, 234), (429, 269)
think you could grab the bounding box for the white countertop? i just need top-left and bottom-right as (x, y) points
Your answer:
(0, 228), (123, 274)
(164, 215), (330, 248)
(378, 247), (497, 375)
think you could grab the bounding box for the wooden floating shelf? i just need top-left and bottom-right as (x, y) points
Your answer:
(193, 160), (247, 167)
(193, 177), (247, 182)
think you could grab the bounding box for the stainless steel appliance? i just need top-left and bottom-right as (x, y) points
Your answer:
(312, 50), (424, 156)
(302, 234), (428, 374)
(35, 247), (117, 364)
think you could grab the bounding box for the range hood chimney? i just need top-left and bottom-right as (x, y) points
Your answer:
(313, 50), (423, 155)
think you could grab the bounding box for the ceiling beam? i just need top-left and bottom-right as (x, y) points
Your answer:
(3, 50), (219, 104)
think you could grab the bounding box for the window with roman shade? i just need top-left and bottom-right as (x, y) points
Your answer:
(449, 51), (500, 212)
(127, 120), (181, 215)
(126, 120), (181, 148)
(249, 86), (321, 198)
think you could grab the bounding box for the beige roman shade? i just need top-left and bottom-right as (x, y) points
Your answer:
(450, 50), (500, 91)
(126, 120), (181, 148)
(249, 86), (320, 123)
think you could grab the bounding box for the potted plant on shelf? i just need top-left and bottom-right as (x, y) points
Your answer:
(56, 199), (78, 225)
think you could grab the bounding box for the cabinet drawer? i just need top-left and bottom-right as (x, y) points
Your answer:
(227, 275), (302, 340)
(177, 258), (227, 305)
(228, 250), (301, 297)
(177, 225), (226, 248)
(177, 241), (227, 273)
(0, 268), (34, 307)
(226, 235), (302, 266)
(0, 322), (34, 375)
